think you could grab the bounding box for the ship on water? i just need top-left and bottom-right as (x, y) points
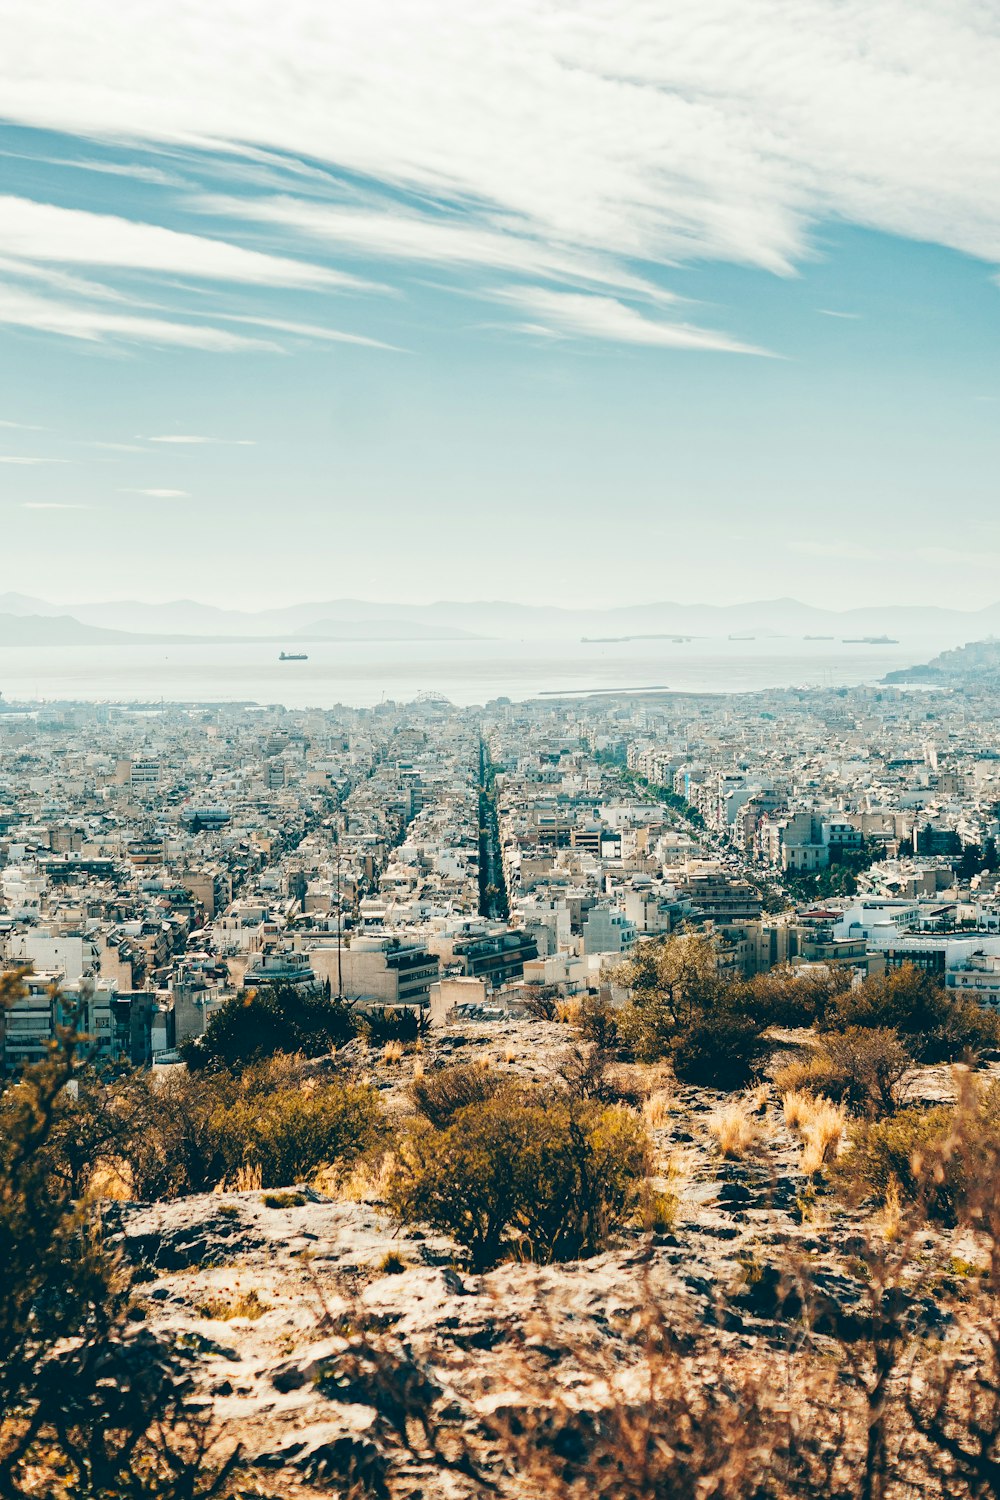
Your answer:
(279, 651), (308, 661)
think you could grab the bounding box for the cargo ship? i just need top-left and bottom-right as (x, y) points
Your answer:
(279, 651), (308, 661)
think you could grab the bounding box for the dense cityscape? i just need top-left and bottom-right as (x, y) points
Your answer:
(5, 677), (1000, 1072)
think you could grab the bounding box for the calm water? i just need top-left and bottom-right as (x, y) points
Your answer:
(0, 635), (946, 709)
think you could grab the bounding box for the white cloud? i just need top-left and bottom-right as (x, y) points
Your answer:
(122, 488), (189, 497)
(21, 501), (88, 510)
(2, 0), (1000, 284)
(144, 433), (258, 444)
(819, 309), (861, 319)
(0, 285), (278, 350)
(0, 418), (44, 429)
(0, 196), (362, 290)
(498, 287), (769, 354)
(0, 454), (66, 464)
(214, 311), (399, 349)
(201, 194), (675, 303)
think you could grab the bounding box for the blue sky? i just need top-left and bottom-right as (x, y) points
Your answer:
(1, 0), (1000, 611)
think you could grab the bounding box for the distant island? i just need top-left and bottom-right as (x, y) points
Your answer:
(884, 637), (1000, 685)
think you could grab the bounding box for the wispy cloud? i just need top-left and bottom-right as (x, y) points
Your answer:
(215, 312), (398, 349)
(0, 285), (278, 351)
(201, 194), (675, 304)
(2, 1), (1000, 364)
(121, 487), (189, 498)
(0, 418), (44, 429)
(819, 309), (861, 319)
(0, 454), (66, 465)
(21, 501), (88, 510)
(0, 196), (366, 291)
(0, 146), (182, 186)
(144, 434), (256, 445)
(496, 287), (770, 354)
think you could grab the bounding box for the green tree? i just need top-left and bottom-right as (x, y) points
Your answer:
(182, 982), (356, 1072)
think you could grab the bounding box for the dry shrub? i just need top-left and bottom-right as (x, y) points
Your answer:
(708, 1102), (759, 1160)
(775, 1028), (913, 1118)
(878, 1175), (904, 1242)
(640, 1185), (679, 1232)
(88, 1160), (134, 1201)
(382, 1040), (404, 1064)
(410, 1062), (505, 1127)
(556, 998), (582, 1026)
(775, 1052), (835, 1098)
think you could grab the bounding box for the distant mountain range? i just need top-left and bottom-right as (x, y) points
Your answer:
(0, 604), (476, 648)
(0, 592), (999, 649)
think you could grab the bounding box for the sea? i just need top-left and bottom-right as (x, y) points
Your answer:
(0, 634), (946, 710)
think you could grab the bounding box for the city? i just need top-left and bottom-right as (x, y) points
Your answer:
(5, 676), (1000, 1070)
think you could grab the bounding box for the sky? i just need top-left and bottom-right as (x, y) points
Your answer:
(1, 0), (1000, 613)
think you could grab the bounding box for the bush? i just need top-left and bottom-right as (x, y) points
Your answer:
(360, 1007), (427, 1046)
(774, 1028), (913, 1117)
(742, 965), (849, 1028)
(670, 1005), (771, 1090)
(216, 1080), (381, 1188)
(182, 982), (356, 1073)
(410, 1062), (507, 1127)
(578, 995), (622, 1050)
(836, 1105), (961, 1220)
(390, 1089), (650, 1270)
(826, 964), (1000, 1062)
(0, 973), (241, 1497)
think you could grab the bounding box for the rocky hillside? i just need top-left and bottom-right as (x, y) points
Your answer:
(109, 1019), (992, 1498)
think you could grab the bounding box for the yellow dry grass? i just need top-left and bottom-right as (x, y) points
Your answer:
(196, 1288), (269, 1322)
(643, 1088), (673, 1129)
(878, 1174), (904, 1242)
(382, 1040), (404, 1064)
(316, 1150), (395, 1203)
(708, 1103), (759, 1160)
(798, 1097), (846, 1174)
(231, 1163), (263, 1192)
(782, 1090), (814, 1132)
